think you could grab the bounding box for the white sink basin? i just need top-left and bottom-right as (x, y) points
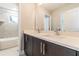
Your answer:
(40, 33), (68, 39)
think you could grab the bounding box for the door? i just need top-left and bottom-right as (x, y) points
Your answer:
(24, 34), (33, 56)
(44, 15), (51, 32)
(32, 37), (43, 56)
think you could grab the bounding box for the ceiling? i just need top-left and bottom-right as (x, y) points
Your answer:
(40, 3), (65, 12)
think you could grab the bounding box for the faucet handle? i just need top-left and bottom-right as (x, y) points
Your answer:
(56, 27), (61, 31)
(37, 27), (40, 33)
(55, 27), (61, 35)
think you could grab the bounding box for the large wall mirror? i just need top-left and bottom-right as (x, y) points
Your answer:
(36, 3), (79, 32)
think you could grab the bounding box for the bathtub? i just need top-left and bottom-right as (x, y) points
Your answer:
(0, 37), (18, 50)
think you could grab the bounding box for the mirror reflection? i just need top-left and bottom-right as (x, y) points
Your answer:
(40, 3), (79, 32)
(60, 7), (79, 32)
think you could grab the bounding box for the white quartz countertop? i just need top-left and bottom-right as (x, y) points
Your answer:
(24, 30), (79, 51)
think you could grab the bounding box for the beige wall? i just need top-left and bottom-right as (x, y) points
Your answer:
(20, 3), (36, 31)
(51, 4), (79, 31)
(36, 5), (50, 31)
(20, 3), (50, 31)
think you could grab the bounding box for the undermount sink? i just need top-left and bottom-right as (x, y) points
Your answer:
(40, 33), (68, 39)
(39, 33), (58, 38)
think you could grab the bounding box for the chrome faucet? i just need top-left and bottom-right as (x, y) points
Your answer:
(55, 27), (61, 35)
(37, 27), (40, 33)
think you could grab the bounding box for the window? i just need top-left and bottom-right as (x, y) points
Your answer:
(9, 15), (18, 23)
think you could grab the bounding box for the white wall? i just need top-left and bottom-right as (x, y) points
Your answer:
(61, 7), (79, 32)
(51, 4), (79, 31)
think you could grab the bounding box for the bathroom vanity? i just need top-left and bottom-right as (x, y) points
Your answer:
(23, 30), (79, 56)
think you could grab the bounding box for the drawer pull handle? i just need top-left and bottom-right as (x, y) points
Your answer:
(40, 42), (43, 53)
(43, 43), (45, 55)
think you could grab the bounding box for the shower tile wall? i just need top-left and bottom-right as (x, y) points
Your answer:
(0, 11), (18, 38)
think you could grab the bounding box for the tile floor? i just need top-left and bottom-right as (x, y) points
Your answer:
(0, 47), (19, 56)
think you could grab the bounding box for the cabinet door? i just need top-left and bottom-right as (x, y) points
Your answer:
(44, 41), (56, 56)
(45, 41), (76, 56)
(32, 37), (43, 56)
(24, 34), (33, 56)
(63, 47), (76, 56)
(55, 44), (76, 56)
(76, 51), (79, 56)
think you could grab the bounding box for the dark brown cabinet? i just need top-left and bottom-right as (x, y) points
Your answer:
(43, 41), (76, 56)
(24, 34), (33, 56)
(76, 51), (79, 56)
(44, 41), (56, 56)
(24, 34), (43, 56)
(54, 43), (76, 56)
(24, 34), (78, 56)
(32, 37), (43, 56)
